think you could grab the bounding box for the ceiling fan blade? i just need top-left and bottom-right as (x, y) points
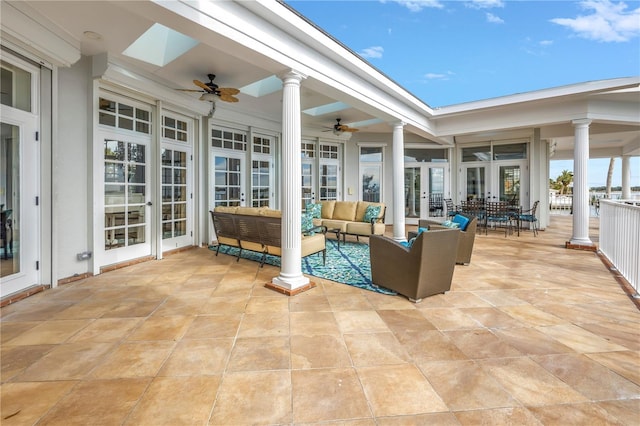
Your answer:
(176, 88), (205, 93)
(344, 128), (359, 132)
(219, 93), (239, 103)
(193, 79), (214, 92)
(218, 87), (240, 95)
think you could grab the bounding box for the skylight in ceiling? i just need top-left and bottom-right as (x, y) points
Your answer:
(240, 75), (282, 97)
(303, 102), (350, 117)
(348, 118), (383, 128)
(123, 23), (199, 67)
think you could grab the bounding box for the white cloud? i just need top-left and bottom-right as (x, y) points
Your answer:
(540, 40), (554, 46)
(550, 0), (640, 42)
(486, 12), (504, 23)
(466, 0), (505, 9)
(424, 71), (454, 80)
(382, 0), (444, 12)
(359, 46), (384, 59)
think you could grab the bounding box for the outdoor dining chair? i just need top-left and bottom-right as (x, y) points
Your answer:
(518, 200), (539, 236)
(485, 201), (513, 237)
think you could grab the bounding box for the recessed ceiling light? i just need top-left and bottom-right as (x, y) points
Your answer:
(83, 31), (103, 40)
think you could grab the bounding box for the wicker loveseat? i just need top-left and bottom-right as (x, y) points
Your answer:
(210, 206), (326, 265)
(309, 200), (386, 243)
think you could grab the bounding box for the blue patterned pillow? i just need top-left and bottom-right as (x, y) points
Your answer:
(452, 214), (470, 231)
(306, 202), (322, 219)
(441, 220), (460, 229)
(301, 212), (314, 234)
(363, 205), (381, 222)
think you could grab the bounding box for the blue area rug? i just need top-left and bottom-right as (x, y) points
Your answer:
(211, 239), (396, 295)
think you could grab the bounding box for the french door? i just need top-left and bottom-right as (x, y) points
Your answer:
(405, 164), (448, 225)
(462, 164), (488, 202)
(0, 54), (40, 298)
(491, 161), (527, 207)
(212, 152), (246, 208)
(161, 144), (192, 251)
(99, 130), (152, 267)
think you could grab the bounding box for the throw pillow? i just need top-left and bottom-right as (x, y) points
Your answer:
(441, 220), (460, 229)
(363, 205), (381, 223)
(301, 212), (314, 234)
(306, 202), (322, 219)
(452, 214), (470, 231)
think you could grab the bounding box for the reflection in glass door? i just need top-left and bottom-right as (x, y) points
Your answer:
(497, 164), (521, 205)
(319, 164), (338, 200)
(463, 165), (487, 202)
(213, 154), (245, 207)
(1, 123), (20, 279)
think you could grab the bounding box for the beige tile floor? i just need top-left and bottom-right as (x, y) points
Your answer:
(1, 216), (639, 425)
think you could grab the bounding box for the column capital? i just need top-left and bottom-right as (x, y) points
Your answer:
(572, 118), (592, 127)
(391, 121), (406, 129)
(279, 70), (307, 84)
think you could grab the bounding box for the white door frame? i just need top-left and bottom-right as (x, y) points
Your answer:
(0, 53), (41, 298)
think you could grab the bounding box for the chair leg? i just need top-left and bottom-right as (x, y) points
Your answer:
(322, 249), (326, 265)
(236, 248), (242, 261)
(215, 244), (221, 256)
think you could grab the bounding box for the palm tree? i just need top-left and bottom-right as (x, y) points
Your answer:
(556, 170), (573, 195)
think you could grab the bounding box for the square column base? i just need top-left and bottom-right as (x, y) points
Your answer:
(265, 281), (316, 296)
(566, 241), (597, 251)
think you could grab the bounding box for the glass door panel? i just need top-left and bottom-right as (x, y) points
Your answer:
(161, 147), (192, 251)
(463, 165), (487, 202)
(301, 161), (314, 208)
(498, 165), (521, 205)
(213, 154), (245, 207)
(404, 167), (421, 219)
(319, 163), (338, 200)
(1, 123), (20, 278)
(100, 133), (152, 266)
(427, 166), (445, 219)
(252, 158), (272, 207)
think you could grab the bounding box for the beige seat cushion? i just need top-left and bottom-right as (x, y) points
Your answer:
(346, 221), (385, 236)
(321, 219), (349, 232)
(267, 233), (325, 257)
(214, 206), (238, 213)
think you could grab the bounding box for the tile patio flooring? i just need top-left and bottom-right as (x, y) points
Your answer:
(1, 216), (639, 425)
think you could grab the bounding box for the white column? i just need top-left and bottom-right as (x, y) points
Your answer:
(621, 155), (631, 199)
(570, 119), (593, 246)
(392, 121), (406, 241)
(271, 70), (310, 292)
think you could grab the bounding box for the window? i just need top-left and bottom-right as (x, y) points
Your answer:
(0, 60), (32, 112)
(163, 116), (188, 142)
(494, 143), (527, 160)
(405, 148), (447, 163)
(320, 144), (338, 159)
(211, 128), (247, 151)
(161, 149), (187, 239)
(319, 143), (340, 200)
(99, 97), (151, 134)
(360, 146), (383, 202)
(253, 136), (271, 154)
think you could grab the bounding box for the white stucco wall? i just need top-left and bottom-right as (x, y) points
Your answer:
(55, 56), (91, 280)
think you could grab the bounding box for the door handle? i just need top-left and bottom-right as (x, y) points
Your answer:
(146, 202), (153, 206)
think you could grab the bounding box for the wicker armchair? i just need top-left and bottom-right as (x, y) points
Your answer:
(419, 213), (478, 265)
(370, 228), (460, 303)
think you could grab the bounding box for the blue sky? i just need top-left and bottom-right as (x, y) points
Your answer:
(288, 0), (640, 187)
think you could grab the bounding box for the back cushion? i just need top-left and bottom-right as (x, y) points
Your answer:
(259, 208), (282, 218)
(332, 201), (358, 221)
(355, 202), (384, 222)
(236, 207), (260, 216)
(320, 200), (336, 219)
(214, 206), (238, 213)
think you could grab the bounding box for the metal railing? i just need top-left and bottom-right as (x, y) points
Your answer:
(599, 200), (640, 295)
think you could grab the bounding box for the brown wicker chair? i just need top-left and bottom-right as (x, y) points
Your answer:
(419, 213), (478, 265)
(370, 228), (460, 303)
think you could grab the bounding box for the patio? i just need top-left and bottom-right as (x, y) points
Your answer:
(1, 216), (638, 425)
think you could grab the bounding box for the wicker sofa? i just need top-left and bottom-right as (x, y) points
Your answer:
(310, 200), (386, 243)
(210, 206), (326, 265)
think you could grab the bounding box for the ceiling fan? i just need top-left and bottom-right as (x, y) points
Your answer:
(177, 74), (240, 103)
(324, 118), (359, 135)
